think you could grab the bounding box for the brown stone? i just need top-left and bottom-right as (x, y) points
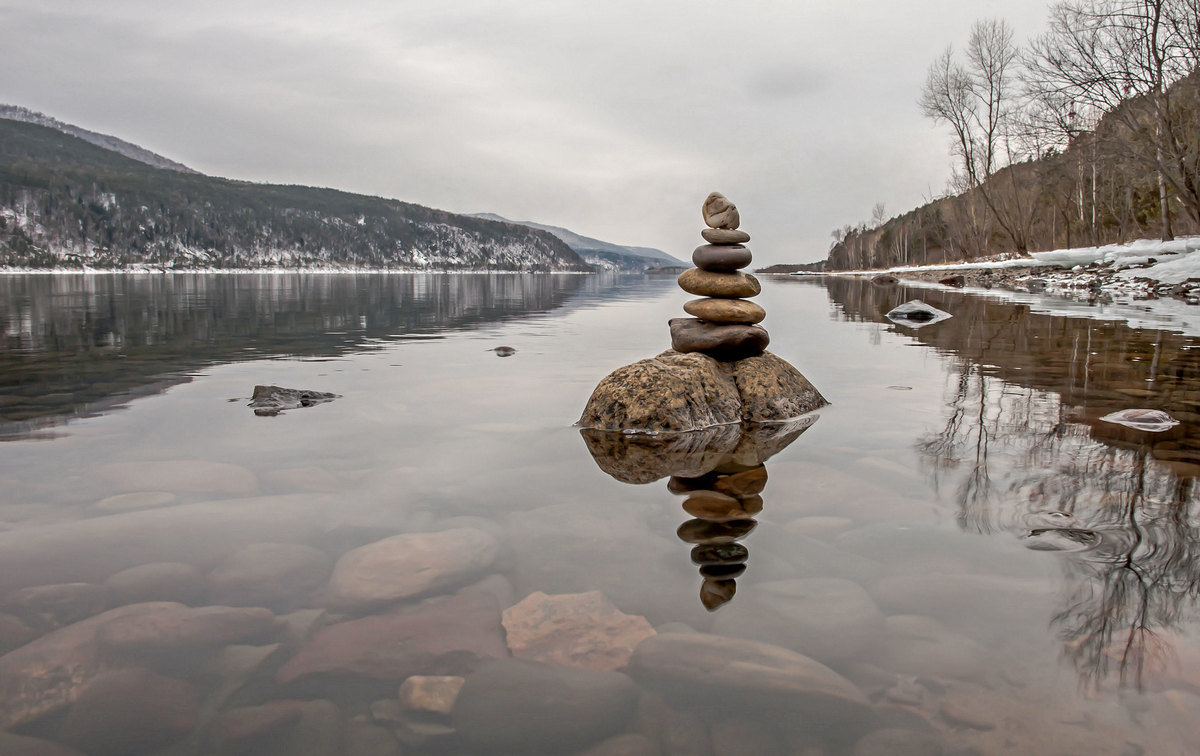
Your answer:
(714, 465), (768, 497)
(208, 701), (304, 745)
(0, 731), (86, 756)
(501, 591), (656, 671)
(690, 543), (749, 565)
(681, 490), (761, 521)
(732, 351), (828, 422)
(57, 668), (198, 756)
(578, 350), (742, 434)
(692, 244), (752, 272)
(103, 562), (204, 607)
(678, 268), (760, 298)
(206, 541), (332, 610)
(669, 318), (769, 361)
(676, 518), (757, 544)
(274, 589), (507, 683)
(0, 612), (37, 654)
(399, 675), (465, 715)
(702, 228), (750, 244)
(328, 528), (499, 610)
(626, 632), (872, 722)
(580, 423), (743, 484)
(96, 604), (276, 655)
(3, 582), (109, 628)
(702, 192), (741, 229)
(683, 297), (766, 324)
(0, 602), (179, 729)
(699, 579), (737, 611)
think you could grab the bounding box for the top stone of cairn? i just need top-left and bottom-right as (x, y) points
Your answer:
(702, 192), (740, 230)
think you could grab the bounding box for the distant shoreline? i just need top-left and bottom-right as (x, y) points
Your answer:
(0, 268), (598, 276)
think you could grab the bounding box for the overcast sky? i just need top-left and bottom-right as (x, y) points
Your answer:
(1, 1), (1052, 265)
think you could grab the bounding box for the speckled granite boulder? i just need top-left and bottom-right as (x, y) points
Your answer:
(577, 351), (742, 433)
(579, 350), (825, 433)
(732, 351), (827, 422)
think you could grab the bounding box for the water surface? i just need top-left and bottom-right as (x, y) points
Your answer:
(1, 272), (1198, 755)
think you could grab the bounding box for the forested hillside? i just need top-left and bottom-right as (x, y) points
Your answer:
(0, 119), (592, 271)
(828, 1), (1200, 270)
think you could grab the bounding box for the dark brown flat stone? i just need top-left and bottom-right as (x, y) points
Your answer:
(677, 269), (761, 299)
(692, 245), (752, 273)
(669, 318), (769, 361)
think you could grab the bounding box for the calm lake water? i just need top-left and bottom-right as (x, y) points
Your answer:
(1, 272), (1199, 755)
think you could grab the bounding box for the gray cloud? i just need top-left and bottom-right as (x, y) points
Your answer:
(0, 0), (1051, 264)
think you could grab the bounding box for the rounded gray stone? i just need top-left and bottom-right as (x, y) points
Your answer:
(702, 228), (751, 244)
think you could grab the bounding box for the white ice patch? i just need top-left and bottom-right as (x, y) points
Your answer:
(1099, 408), (1180, 433)
(885, 300), (952, 329)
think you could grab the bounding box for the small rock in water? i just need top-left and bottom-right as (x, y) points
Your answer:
(871, 274), (899, 286)
(400, 675), (466, 715)
(885, 300), (951, 328)
(493, 346), (517, 357)
(702, 228), (750, 244)
(248, 385), (339, 416)
(1100, 408), (1180, 432)
(501, 590), (656, 671)
(702, 192), (741, 230)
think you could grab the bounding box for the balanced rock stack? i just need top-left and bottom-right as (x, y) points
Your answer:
(670, 192), (768, 361)
(578, 192), (826, 434)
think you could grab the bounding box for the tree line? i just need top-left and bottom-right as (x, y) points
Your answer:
(828, 0), (1200, 270)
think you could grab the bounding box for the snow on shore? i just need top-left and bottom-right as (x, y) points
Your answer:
(802, 236), (1200, 338)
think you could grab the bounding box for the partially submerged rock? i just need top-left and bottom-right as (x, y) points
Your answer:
(1099, 408), (1180, 432)
(248, 385), (339, 416)
(885, 300), (952, 328)
(578, 350), (825, 434)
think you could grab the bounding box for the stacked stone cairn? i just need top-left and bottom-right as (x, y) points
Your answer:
(669, 192), (768, 361)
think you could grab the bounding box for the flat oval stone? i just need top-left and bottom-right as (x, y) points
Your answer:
(702, 228), (750, 244)
(691, 543), (749, 565)
(682, 491), (762, 521)
(692, 244), (752, 272)
(669, 318), (769, 361)
(702, 192), (740, 230)
(676, 518), (757, 544)
(683, 298), (766, 325)
(677, 269), (761, 299)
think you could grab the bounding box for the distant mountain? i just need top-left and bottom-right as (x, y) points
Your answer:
(0, 116), (591, 272)
(472, 213), (682, 272)
(0, 104), (198, 174)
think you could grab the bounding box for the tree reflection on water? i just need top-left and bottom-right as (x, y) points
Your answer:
(823, 275), (1200, 692)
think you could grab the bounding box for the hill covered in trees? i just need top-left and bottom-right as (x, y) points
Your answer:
(0, 117), (592, 271)
(827, 0), (1200, 271)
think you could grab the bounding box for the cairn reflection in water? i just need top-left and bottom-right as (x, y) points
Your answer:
(580, 416), (816, 611)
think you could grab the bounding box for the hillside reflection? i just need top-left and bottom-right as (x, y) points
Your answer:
(0, 273), (607, 437)
(817, 276), (1200, 692)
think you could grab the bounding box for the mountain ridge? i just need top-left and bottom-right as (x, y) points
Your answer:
(471, 212), (681, 271)
(0, 112), (592, 272)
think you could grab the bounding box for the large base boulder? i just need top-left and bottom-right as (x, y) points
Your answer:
(578, 350), (825, 433)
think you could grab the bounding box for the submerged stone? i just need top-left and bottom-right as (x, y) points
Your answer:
(501, 590), (656, 671)
(452, 659), (640, 753)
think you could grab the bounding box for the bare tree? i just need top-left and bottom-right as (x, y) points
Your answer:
(1025, 0), (1200, 240)
(921, 19), (1036, 254)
